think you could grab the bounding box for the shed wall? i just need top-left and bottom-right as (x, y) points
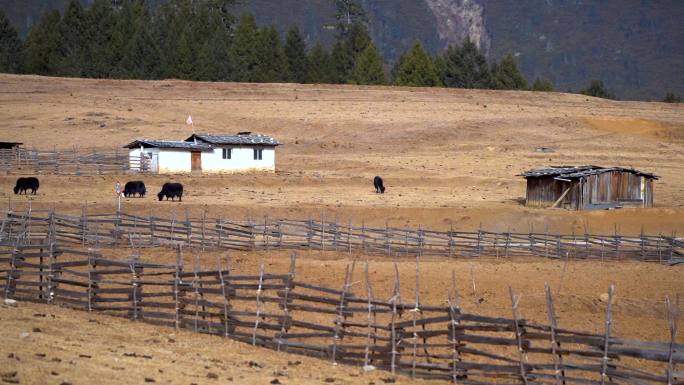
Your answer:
(201, 146), (275, 173)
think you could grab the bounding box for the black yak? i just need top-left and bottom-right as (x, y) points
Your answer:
(157, 182), (183, 201)
(14, 177), (40, 195)
(123, 181), (146, 198)
(373, 176), (385, 194)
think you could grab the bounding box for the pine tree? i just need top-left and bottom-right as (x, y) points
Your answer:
(82, 0), (116, 78)
(0, 10), (23, 73)
(530, 78), (554, 91)
(663, 92), (681, 103)
(441, 38), (491, 89)
(350, 43), (385, 85)
(284, 26), (308, 83)
(581, 80), (613, 99)
(391, 41), (440, 87)
(195, 24), (231, 81)
(57, 0), (87, 77)
(254, 25), (289, 82)
(331, 22), (371, 83)
(23, 10), (62, 75)
(490, 54), (527, 90)
(229, 13), (260, 82)
(333, 0), (367, 37)
(306, 43), (334, 84)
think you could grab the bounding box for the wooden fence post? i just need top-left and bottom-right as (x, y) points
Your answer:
(600, 284), (615, 385)
(389, 263), (402, 375)
(173, 245), (183, 330)
(544, 284), (565, 385)
(508, 287), (529, 385)
(217, 255), (231, 338)
(448, 271), (463, 383)
(216, 217), (222, 249)
(448, 224), (455, 257)
(363, 261), (376, 367)
(331, 264), (351, 364)
(277, 253), (296, 352)
(666, 295), (680, 385)
(149, 215), (155, 246)
(347, 221), (352, 254)
(129, 260), (141, 320)
(410, 256), (421, 378)
(252, 260), (265, 346)
(386, 221), (391, 257)
(87, 251), (94, 312)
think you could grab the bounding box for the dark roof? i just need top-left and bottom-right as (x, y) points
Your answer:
(519, 166), (659, 180)
(0, 141), (23, 149)
(186, 133), (280, 146)
(123, 139), (213, 151)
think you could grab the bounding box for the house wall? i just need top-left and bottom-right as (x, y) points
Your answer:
(157, 149), (192, 173)
(200, 146), (275, 173)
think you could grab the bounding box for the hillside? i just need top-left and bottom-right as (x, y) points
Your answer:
(1, 0), (683, 100)
(0, 74), (683, 235)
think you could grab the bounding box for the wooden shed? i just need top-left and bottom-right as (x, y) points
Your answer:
(519, 166), (658, 210)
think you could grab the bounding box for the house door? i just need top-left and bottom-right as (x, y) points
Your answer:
(191, 151), (202, 171)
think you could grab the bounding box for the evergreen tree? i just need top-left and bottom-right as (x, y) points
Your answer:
(490, 54), (527, 90)
(391, 41), (440, 87)
(119, 8), (160, 79)
(0, 10), (23, 73)
(195, 24), (231, 81)
(530, 78), (554, 91)
(284, 26), (308, 83)
(23, 10), (62, 75)
(441, 38), (491, 89)
(331, 22), (371, 83)
(57, 0), (87, 77)
(254, 25), (289, 82)
(350, 43), (385, 85)
(82, 0), (116, 78)
(581, 80), (613, 99)
(306, 43), (334, 83)
(333, 0), (367, 37)
(663, 92), (681, 103)
(229, 13), (260, 82)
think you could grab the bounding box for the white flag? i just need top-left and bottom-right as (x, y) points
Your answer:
(186, 115), (193, 125)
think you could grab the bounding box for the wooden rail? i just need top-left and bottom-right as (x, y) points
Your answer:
(0, 210), (682, 263)
(0, 237), (681, 384)
(0, 147), (149, 175)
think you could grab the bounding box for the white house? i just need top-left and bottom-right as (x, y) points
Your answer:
(124, 132), (280, 174)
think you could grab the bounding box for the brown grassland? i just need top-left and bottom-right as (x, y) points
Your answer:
(0, 74), (683, 384)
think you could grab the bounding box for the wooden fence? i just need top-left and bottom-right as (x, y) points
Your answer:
(0, 147), (149, 175)
(1, 209), (682, 263)
(0, 231), (681, 384)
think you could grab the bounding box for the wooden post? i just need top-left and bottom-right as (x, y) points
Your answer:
(600, 284), (615, 385)
(544, 284), (565, 385)
(264, 215), (269, 251)
(185, 208), (192, 246)
(544, 224), (549, 259)
(307, 217), (313, 250)
(363, 260), (376, 367)
(613, 224), (620, 260)
(217, 255), (231, 338)
(505, 227), (511, 258)
(386, 221), (391, 257)
(476, 223), (483, 257)
(252, 260), (265, 346)
(173, 245), (183, 330)
(81, 203), (87, 247)
(46, 211), (56, 304)
(149, 214), (155, 246)
(666, 295), (680, 385)
(417, 225), (423, 257)
(448, 224), (454, 257)
(201, 208), (207, 251)
(331, 264), (351, 364)
(389, 263), (402, 375)
(658, 232), (663, 264)
(448, 271), (462, 383)
(192, 254), (203, 333)
(508, 287), (529, 385)
(361, 221), (367, 254)
(640, 225), (646, 261)
(277, 253), (296, 352)
(410, 256), (421, 378)
(216, 218), (222, 249)
(347, 221), (352, 254)
(129, 260), (140, 320)
(87, 251), (94, 312)
(321, 214), (325, 252)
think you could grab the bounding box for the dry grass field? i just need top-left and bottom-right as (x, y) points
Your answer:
(1, 74), (683, 384)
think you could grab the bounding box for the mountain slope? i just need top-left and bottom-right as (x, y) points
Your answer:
(1, 0), (682, 100)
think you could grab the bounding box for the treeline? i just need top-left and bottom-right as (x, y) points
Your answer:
(0, 0), (551, 90)
(0, 0), (680, 100)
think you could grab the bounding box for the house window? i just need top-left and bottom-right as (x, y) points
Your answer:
(253, 148), (263, 160)
(222, 148), (232, 159)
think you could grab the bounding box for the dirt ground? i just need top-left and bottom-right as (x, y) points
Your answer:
(1, 74), (683, 383)
(0, 74), (683, 234)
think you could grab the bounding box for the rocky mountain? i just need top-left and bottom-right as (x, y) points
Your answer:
(1, 0), (682, 101)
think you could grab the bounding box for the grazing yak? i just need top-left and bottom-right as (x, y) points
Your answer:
(157, 182), (183, 201)
(373, 176), (385, 194)
(123, 181), (146, 198)
(14, 177), (40, 195)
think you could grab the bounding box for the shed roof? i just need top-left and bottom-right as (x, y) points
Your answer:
(186, 133), (280, 146)
(123, 139), (213, 151)
(0, 141), (23, 149)
(519, 166), (659, 180)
